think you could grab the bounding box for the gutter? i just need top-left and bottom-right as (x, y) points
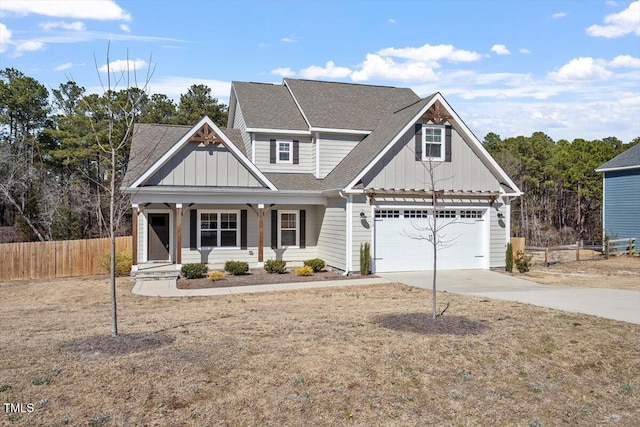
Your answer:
(338, 191), (352, 276)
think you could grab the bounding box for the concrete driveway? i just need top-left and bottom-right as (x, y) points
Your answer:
(377, 270), (640, 325)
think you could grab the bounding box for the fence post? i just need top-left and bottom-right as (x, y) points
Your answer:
(606, 240), (610, 259)
(629, 238), (634, 256)
(544, 247), (549, 267)
(576, 240), (580, 261)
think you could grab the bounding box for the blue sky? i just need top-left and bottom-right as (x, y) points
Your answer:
(1, 0), (639, 142)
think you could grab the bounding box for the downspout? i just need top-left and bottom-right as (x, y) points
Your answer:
(339, 191), (352, 276)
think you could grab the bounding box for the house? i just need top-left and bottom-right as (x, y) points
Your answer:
(122, 79), (522, 274)
(595, 143), (640, 241)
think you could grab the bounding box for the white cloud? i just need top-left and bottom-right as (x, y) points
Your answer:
(54, 62), (73, 71)
(606, 1), (619, 7)
(520, 48), (531, 54)
(145, 76), (231, 100)
(351, 54), (437, 82)
(548, 57), (613, 81)
(120, 24), (131, 33)
(388, 18), (396, 24)
(1, 0), (131, 20)
(378, 43), (482, 64)
(14, 40), (45, 55)
(609, 54), (640, 68)
(271, 67), (296, 78)
(257, 42), (269, 48)
(586, 0), (640, 38)
(300, 61), (352, 79)
(39, 21), (86, 31)
(490, 44), (511, 55)
(551, 12), (568, 19)
(98, 58), (147, 73)
(281, 37), (296, 43)
(0, 23), (13, 53)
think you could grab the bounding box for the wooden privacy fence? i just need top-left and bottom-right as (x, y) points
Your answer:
(525, 237), (635, 266)
(0, 236), (132, 281)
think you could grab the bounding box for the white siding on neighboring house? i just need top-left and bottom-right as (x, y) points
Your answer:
(362, 124), (501, 192)
(316, 197), (347, 271)
(254, 134), (313, 173)
(232, 101), (252, 157)
(318, 133), (362, 178)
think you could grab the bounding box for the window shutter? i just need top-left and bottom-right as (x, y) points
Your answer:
(240, 209), (247, 250)
(414, 123), (422, 161)
(293, 140), (299, 164)
(271, 209), (278, 249)
(445, 125), (452, 162)
(190, 209), (197, 249)
(270, 139), (276, 164)
(299, 209), (306, 248)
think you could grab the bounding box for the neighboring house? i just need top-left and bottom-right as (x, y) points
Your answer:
(122, 79), (522, 273)
(595, 143), (640, 241)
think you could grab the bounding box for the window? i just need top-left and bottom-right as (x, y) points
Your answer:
(460, 210), (483, 219)
(375, 210), (400, 218)
(279, 211), (298, 247)
(404, 210), (429, 218)
(435, 210), (456, 218)
(199, 211), (239, 248)
(422, 126), (445, 161)
(277, 141), (292, 163)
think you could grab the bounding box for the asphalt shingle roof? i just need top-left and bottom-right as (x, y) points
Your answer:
(597, 143), (640, 171)
(283, 78), (420, 131)
(232, 82), (308, 130)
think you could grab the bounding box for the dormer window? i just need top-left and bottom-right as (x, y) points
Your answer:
(422, 126), (445, 161)
(278, 141), (292, 163)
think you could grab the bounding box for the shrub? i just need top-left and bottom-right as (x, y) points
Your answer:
(264, 259), (287, 274)
(505, 242), (513, 273)
(207, 271), (226, 281)
(224, 260), (249, 275)
(515, 250), (533, 273)
(181, 263), (208, 279)
(295, 265), (313, 276)
(98, 250), (132, 276)
(303, 258), (325, 273)
(360, 242), (371, 275)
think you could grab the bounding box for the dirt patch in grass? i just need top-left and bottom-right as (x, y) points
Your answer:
(66, 332), (175, 357)
(1, 277), (639, 426)
(373, 313), (489, 335)
(521, 256), (640, 290)
(178, 268), (372, 289)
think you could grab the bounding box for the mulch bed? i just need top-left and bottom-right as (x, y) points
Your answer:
(177, 268), (375, 289)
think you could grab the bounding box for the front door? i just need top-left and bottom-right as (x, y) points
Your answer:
(148, 213), (170, 261)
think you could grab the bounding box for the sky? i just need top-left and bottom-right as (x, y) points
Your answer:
(0, 0), (639, 142)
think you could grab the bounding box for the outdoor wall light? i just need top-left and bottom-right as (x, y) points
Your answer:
(497, 212), (505, 219)
(360, 211), (366, 219)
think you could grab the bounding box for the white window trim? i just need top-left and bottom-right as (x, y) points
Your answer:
(197, 209), (241, 250)
(422, 125), (445, 162)
(277, 140), (293, 164)
(278, 210), (299, 248)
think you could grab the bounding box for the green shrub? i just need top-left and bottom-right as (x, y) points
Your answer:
(264, 259), (287, 274)
(224, 260), (249, 275)
(181, 263), (208, 279)
(515, 250), (533, 273)
(360, 242), (371, 275)
(505, 242), (513, 273)
(303, 258), (325, 273)
(295, 265), (313, 276)
(98, 250), (132, 276)
(207, 271), (226, 281)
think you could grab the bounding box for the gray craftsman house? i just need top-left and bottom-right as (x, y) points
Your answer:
(122, 79), (521, 273)
(595, 143), (640, 242)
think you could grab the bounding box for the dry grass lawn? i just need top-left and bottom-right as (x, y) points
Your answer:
(1, 275), (639, 426)
(525, 256), (640, 290)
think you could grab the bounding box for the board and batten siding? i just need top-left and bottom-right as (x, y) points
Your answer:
(179, 204), (319, 268)
(361, 123), (500, 192)
(146, 142), (264, 187)
(231, 100), (252, 157)
(318, 133), (362, 178)
(316, 197), (347, 271)
(603, 169), (640, 240)
(254, 134), (313, 173)
(489, 200), (508, 268)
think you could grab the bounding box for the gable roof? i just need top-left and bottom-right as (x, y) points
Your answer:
(596, 143), (640, 172)
(123, 117), (277, 190)
(283, 78), (420, 131)
(232, 82), (308, 131)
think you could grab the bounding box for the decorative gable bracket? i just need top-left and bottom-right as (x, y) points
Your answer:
(189, 122), (223, 146)
(420, 100), (452, 124)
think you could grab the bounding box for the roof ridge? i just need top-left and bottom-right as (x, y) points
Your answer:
(285, 77), (402, 89)
(392, 96), (431, 114)
(136, 123), (191, 128)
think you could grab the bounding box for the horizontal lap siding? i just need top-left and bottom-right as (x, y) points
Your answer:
(489, 201), (507, 268)
(351, 195), (371, 272)
(254, 135), (313, 173)
(604, 170), (640, 239)
(318, 134), (361, 178)
(232, 101), (252, 157)
(316, 198), (346, 271)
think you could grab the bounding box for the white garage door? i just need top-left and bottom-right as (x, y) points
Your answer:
(373, 208), (486, 272)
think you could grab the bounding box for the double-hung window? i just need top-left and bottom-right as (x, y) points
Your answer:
(277, 141), (292, 163)
(279, 211), (298, 247)
(199, 211), (239, 248)
(422, 126), (445, 161)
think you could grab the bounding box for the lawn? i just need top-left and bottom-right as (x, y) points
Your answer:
(1, 275), (638, 426)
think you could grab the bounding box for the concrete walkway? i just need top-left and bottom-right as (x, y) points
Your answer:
(132, 276), (394, 297)
(378, 270), (640, 325)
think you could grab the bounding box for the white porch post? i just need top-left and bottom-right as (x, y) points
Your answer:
(176, 203), (183, 270)
(131, 204), (139, 272)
